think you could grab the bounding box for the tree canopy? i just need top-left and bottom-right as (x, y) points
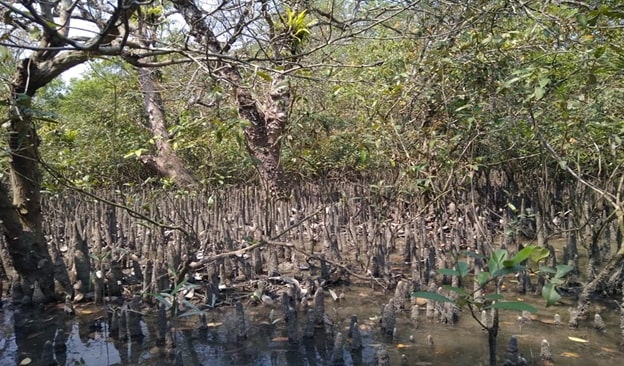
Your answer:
(1, 0), (623, 303)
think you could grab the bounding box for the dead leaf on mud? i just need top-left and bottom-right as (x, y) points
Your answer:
(358, 324), (373, 332)
(19, 358), (31, 365)
(539, 318), (557, 325)
(600, 347), (618, 353)
(560, 351), (580, 358)
(77, 308), (99, 315)
(567, 336), (589, 343)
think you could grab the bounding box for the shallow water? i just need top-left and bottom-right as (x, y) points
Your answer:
(0, 285), (622, 366)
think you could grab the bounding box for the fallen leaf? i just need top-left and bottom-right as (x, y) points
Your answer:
(19, 358), (31, 365)
(567, 336), (589, 343)
(560, 352), (580, 358)
(600, 347), (617, 353)
(358, 324), (373, 332)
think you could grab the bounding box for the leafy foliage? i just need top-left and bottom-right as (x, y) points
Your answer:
(413, 245), (570, 314)
(5, 0), (621, 197)
(36, 62), (150, 188)
(283, 8), (312, 45)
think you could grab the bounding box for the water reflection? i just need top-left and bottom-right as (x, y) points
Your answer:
(65, 322), (121, 365)
(0, 290), (623, 366)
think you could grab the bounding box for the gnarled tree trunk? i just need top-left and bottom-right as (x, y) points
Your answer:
(240, 73), (290, 198)
(0, 1), (140, 304)
(137, 66), (199, 187)
(0, 58), (75, 303)
(135, 17), (198, 188)
(170, 0), (292, 198)
(571, 212), (624, 325)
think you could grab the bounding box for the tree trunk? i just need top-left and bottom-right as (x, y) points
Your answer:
(571, 213), (624, 325)
(0, 1), (141, 305)
(0, 78), (56, 303)
(239, 75), (290, 199)
(137, 67), (199, 187)
(170, 0), (291, 198)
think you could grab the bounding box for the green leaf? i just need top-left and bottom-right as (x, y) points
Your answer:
(456, 261), (469, 277)
(539, 265), (556, 274)
(492, 249), (509, 263)
(529, 247), (550, 263)
(484, 293), (504, 301)
(256, 71), (273, 82)
(438, 268), (459, 276)
(554, 264), (574, 279)
(492, 265), (525, 277)
(28, 27), (41, 40)
(411, 291), (454, 303)
(477, 271), (490, 286)
(550, 278), (564, 286)
(538, 78), (550, 88)
(359, 149), (368, 164)
(542, 283), (561, 307)
(154, 294), (172, 309)
(534, 86), (545, 100)
(178, 299), (203, 317)
(488, 260), (498, 275)
(442, 285), (469, 297)
(489, 249), (508, 274)
(512, 245), (536, 265)
(576, 12), (587, 27)
(489, 301), (537, 313)
(502, 259), (515, 268)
